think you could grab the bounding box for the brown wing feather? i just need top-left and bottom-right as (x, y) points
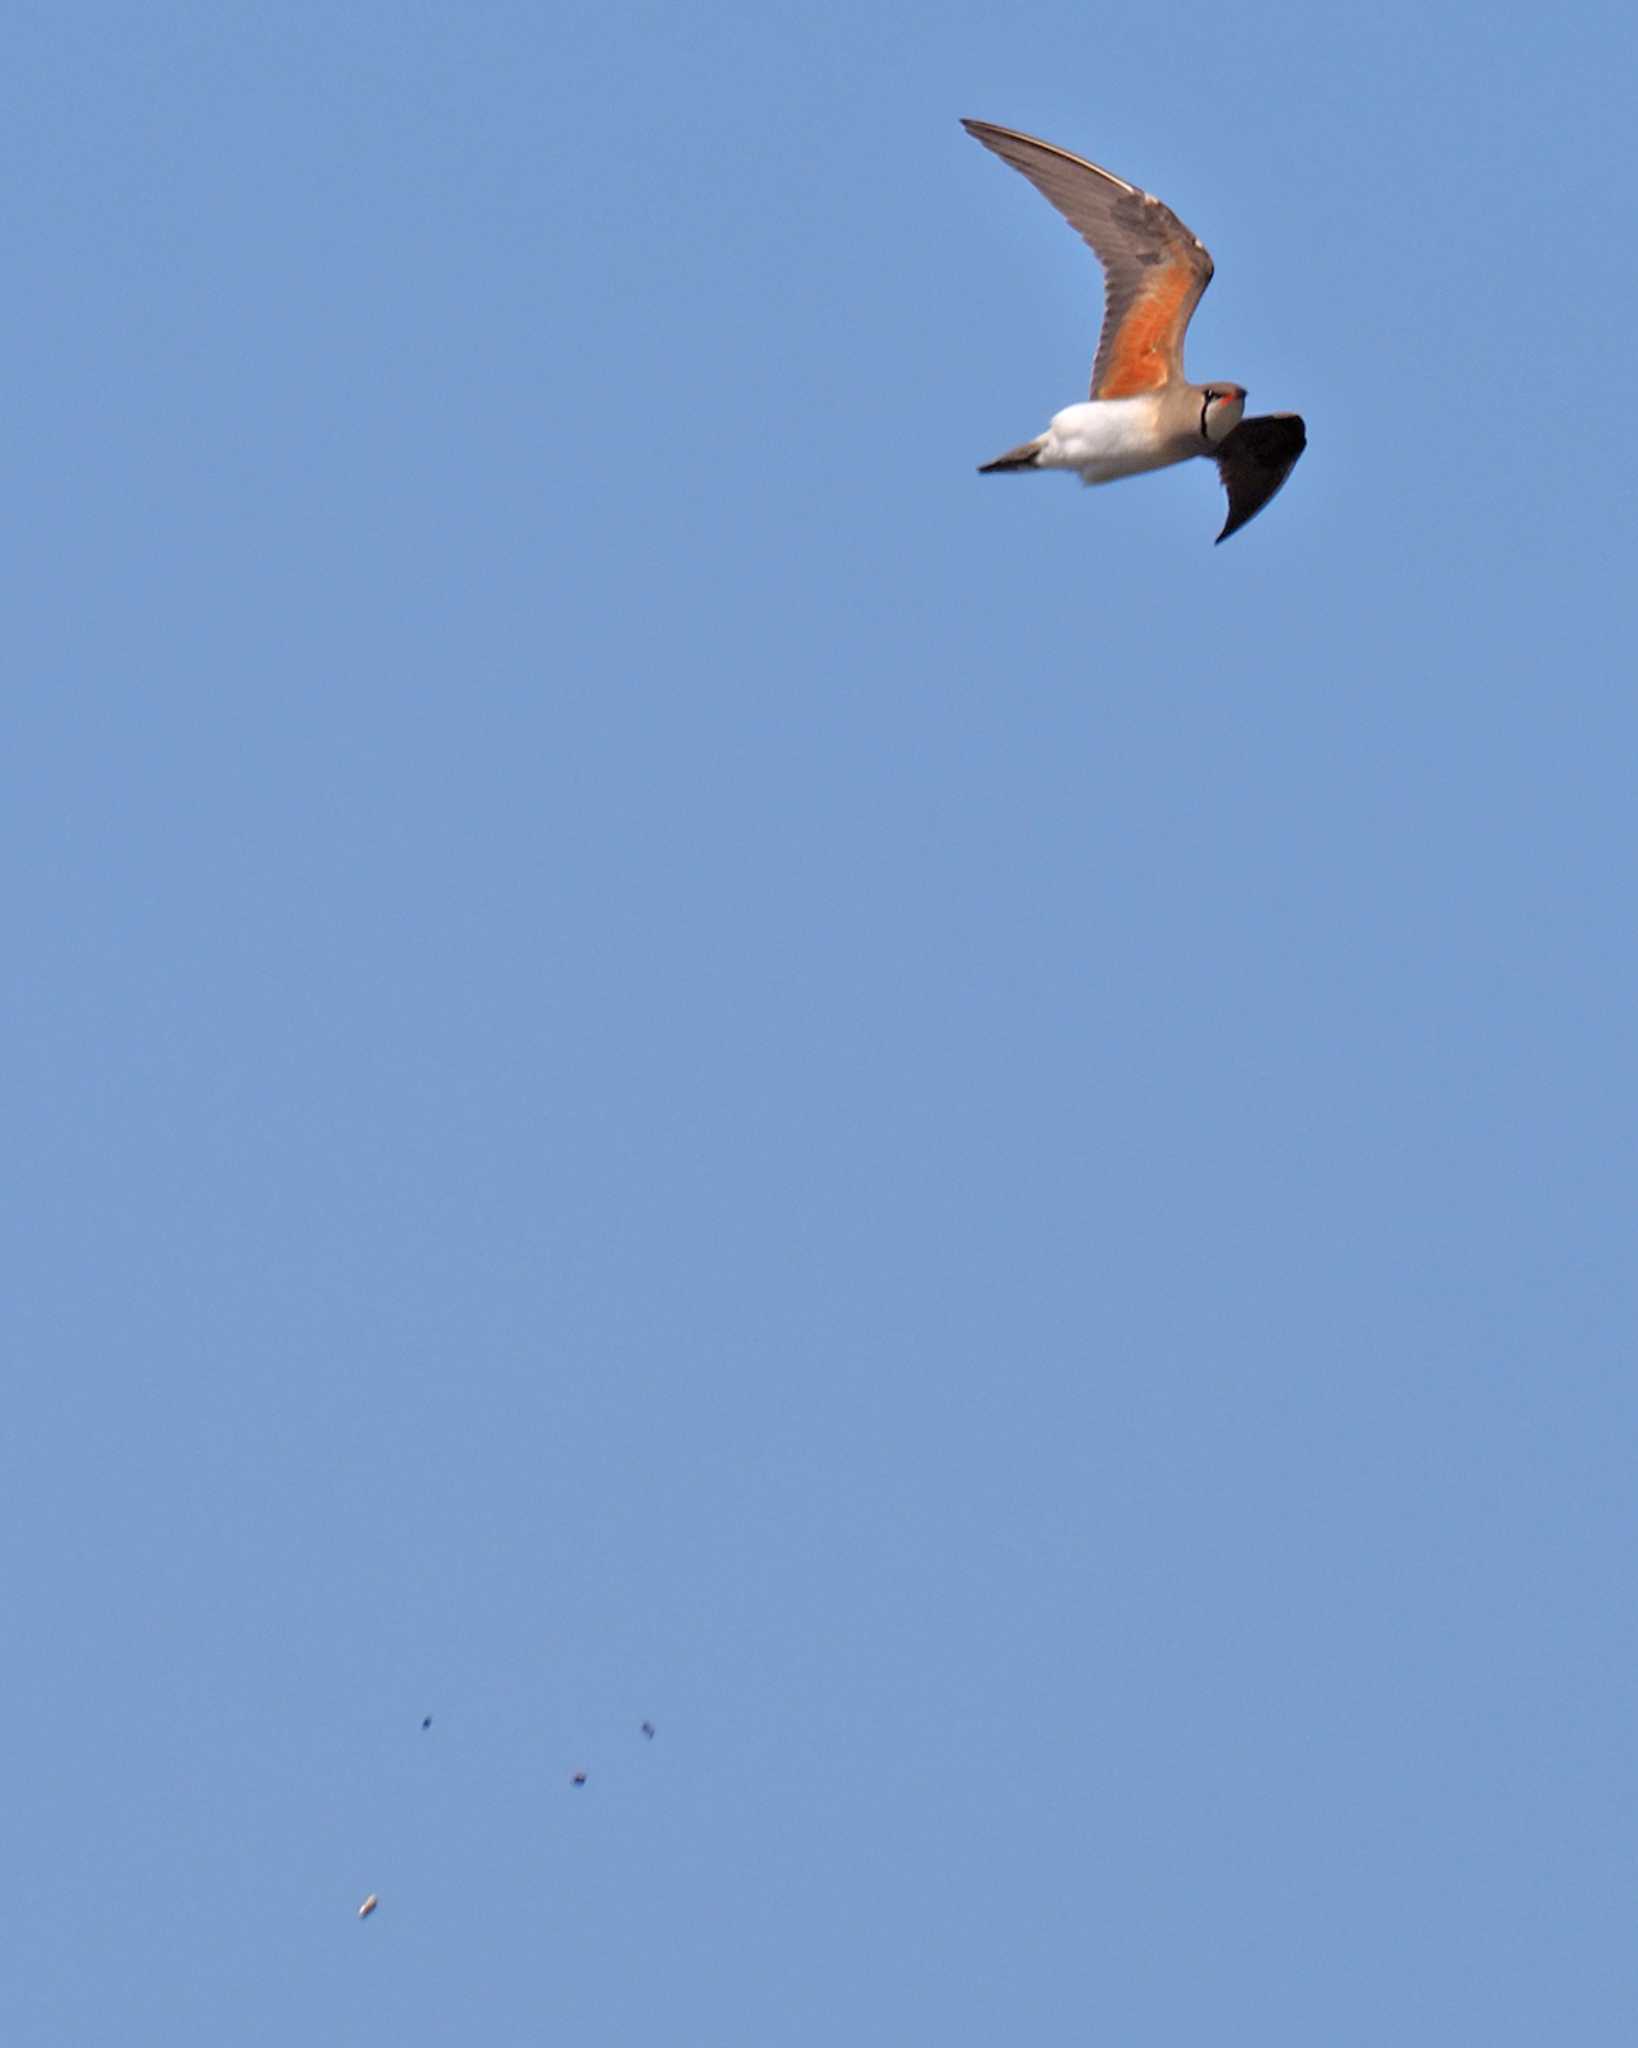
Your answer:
(1096, 261), (1205, 397)
(1214, 414), (1307, 542)
(962, 120), (1213, 397)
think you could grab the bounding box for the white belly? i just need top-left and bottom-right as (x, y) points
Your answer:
(1037, 399), (1196, 484)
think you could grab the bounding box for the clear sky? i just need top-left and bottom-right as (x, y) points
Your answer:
(5, 3), (1636, 2041)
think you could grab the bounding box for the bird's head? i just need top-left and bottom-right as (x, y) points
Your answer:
(1199, 385), (1246, 444)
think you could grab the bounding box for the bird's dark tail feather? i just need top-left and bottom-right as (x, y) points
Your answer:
(978, 436), (1046, 473)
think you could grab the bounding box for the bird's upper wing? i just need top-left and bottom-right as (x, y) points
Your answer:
(1213, 414), (1307, 542)
(962, 120), (1214, 399)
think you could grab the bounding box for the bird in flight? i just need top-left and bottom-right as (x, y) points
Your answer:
(963, 119), (1306, 541)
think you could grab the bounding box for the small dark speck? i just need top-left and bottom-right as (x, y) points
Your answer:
(571, 1770), (587, 1786)
(422, 1717), (432, 1730)
(641, 1722), (655, 1739)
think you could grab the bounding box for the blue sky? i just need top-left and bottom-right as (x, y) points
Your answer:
(4, 3), (1636, 2041)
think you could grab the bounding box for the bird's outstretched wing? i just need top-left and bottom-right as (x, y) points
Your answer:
(1214, 414), (1306, 542)
(962, 119), (1214, 399)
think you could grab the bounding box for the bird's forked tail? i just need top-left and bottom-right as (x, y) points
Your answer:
(978, 435), (1046, 473)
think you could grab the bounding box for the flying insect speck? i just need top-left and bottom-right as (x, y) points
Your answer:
(357, 1894), (379, 1920)
(570, 1770), (587, 1786)
(421, 1716), (432, 1730)
(641, 1721), (655, 1739)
